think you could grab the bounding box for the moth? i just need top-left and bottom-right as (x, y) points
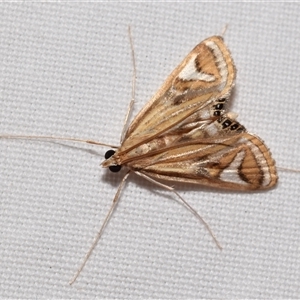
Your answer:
(1, 33), (278, 284)
(104, 35), (277, 191)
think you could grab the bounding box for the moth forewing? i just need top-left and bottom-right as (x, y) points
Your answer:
(122, 36), (235, 144)
(123, 132), (277, 191)
(104, 35), (239, 169)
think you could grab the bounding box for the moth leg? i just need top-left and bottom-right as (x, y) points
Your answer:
(135, 171), (222, 250)
(120, 26), (137, 144)
(69, 170), (131, 285)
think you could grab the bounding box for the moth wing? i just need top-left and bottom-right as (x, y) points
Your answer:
(132, 132), (277, 191)
(120, 36), (235, 153)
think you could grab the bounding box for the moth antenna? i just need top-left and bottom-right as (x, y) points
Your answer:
(135, 171), (223, 250)
(0, 134), (119, 149)
(278, 166), (300, 173)
(120, 25), (137, 144)
(69, 170), (131, 285)
(220, 24), (229, 37)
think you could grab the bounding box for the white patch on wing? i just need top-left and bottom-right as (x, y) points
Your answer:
(220, 150), (247, 185)
(226, 112), (238, 120)
(178, 54), (216, 82)
(205, 122), (219, 137)
(205, 40), (228, 91)
(199, 109), (211, 119)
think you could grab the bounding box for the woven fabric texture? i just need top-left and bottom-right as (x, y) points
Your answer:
(0, 3), (299, 299)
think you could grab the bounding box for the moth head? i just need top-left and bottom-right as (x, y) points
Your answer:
(103, 149), (122, 173)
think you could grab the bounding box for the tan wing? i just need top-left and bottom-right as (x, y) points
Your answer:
(115, 113), (245, 165)
(128, 132), (278, 191)
(120, 36), (236, 154)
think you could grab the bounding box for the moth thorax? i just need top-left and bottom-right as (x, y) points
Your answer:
(103, 149), (122, 173)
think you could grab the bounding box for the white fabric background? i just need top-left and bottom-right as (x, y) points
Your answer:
(0, 3), (299, 299)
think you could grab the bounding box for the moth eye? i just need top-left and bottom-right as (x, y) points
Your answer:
(104, 149), (122, 173)
(108, 165), (122, 173)
(105, 149), (116, 159)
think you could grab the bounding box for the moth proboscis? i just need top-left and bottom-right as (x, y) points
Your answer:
(1, 28), (280, 285)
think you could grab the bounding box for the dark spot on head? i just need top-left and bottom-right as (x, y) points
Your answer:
(105, 149), (115, 159)
(214, 111), (221, 116)
(109, 165), (122, 173)
(105, 149), (122, 173)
